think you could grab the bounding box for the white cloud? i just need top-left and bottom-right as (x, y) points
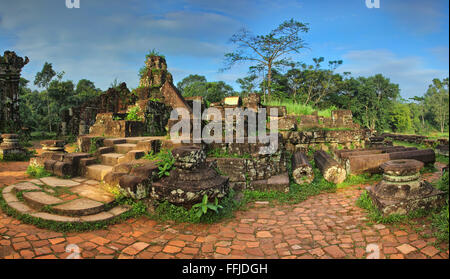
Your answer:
(338, 49), (449, 98)
(0, 0), (241, 90)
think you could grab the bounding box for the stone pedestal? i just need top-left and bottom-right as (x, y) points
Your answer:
(0, 134), (27, 159)
(149, 146), (229, 208)
(40, 140), (66, 153)
(367, 159), (445, 215)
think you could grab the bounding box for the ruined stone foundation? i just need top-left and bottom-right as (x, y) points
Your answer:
(367, 159), (445, 215)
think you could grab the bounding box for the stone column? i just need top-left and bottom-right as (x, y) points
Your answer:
(0, 51), (29, 132)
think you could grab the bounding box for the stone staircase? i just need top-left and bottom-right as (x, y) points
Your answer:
(82, 137), (166, 182)
(2, 177), (130, 223)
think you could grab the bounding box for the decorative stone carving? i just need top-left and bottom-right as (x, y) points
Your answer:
(0, 51), (29, 132)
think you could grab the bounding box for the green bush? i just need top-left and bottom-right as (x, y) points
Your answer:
(151, 189), (238, 224)
(143, 149), (175, 178)
(26, 162), (52, 178)
(432, 202), (449, 242)
(125, 105), (143, 121)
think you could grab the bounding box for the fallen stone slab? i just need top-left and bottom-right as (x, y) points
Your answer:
(249, 173), (290, 193)
(346, 149), (436, 175)
(334, 146), (406, 159)
(314, 150), (347, 184)
(291, 152), (314, 184)
(339, 147), (418, 165)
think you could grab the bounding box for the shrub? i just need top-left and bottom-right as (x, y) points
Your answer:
(125, 105), (143, 121)
(26, 162), (52, 178)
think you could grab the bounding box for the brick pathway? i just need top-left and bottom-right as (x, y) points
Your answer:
(0, 161), (448, 259)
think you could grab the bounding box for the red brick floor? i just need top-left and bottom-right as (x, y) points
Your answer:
(0, 161), (448, 259)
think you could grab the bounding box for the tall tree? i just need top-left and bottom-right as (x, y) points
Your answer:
(222, 18), (309, 100)
(34, 62), (56, 132)
(424, 78), (449, 133)
(409, 96), (426, 129)
(347, 74), (399, 131)
(177, 75), (207, 94)
(236, 74), (258, 96)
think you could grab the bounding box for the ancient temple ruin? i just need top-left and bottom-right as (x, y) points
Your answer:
(0, 51), (29, 132)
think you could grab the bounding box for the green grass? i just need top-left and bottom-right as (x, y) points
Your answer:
(337, 173), (382, 189)
(263, 100), (336, 118)
(30, 131), (58, 140)
(0, 152), (31, 162)
(26, 163), (52, 178)
(149, 189), (239, 224)
(242, 159), (336, 205)
(207, 148), (251, 159)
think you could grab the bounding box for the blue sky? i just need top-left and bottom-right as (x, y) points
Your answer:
(0, 0), (448, 99)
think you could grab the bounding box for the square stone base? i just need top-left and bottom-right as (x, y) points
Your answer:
(366, 186), (446, 216)
(0, 148), (27, 160)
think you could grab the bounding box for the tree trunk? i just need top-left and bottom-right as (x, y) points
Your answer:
(267, 63), (272, 100)
(46, 90), (52, 133)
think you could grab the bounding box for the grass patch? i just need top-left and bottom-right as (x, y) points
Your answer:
(263, 100), (336, 118)
(26, 162), (52, 178)
(207, 148), (251, 159)
(337, 173), (382, 189)
(242, 157), (336, 205)
(149, 189), (239, 224)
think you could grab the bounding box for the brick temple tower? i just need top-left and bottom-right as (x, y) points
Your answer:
(0, 51), (29, 132)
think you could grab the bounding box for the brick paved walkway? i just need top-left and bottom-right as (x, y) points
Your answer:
(0, 161), (448, 259)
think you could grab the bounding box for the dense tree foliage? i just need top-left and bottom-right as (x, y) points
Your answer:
(177, 74), (235, 104)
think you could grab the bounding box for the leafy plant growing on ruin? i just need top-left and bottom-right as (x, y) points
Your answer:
(192, 195), (223, 218)
(88, 137), (100, 154)
(143, 149), (175, 178)
(125, 105), (143, 121)
(26, 162), (52, 178)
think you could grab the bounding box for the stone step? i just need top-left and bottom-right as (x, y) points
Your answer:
(2, 181), (131, 225)
(103, 138), (126, 147)
(86, 164), (113, 181)
(101, 153), (125, 166)
(52, 198), (107, 216)
(22, 191), (64, 210)
(114, 143), (137, 154)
